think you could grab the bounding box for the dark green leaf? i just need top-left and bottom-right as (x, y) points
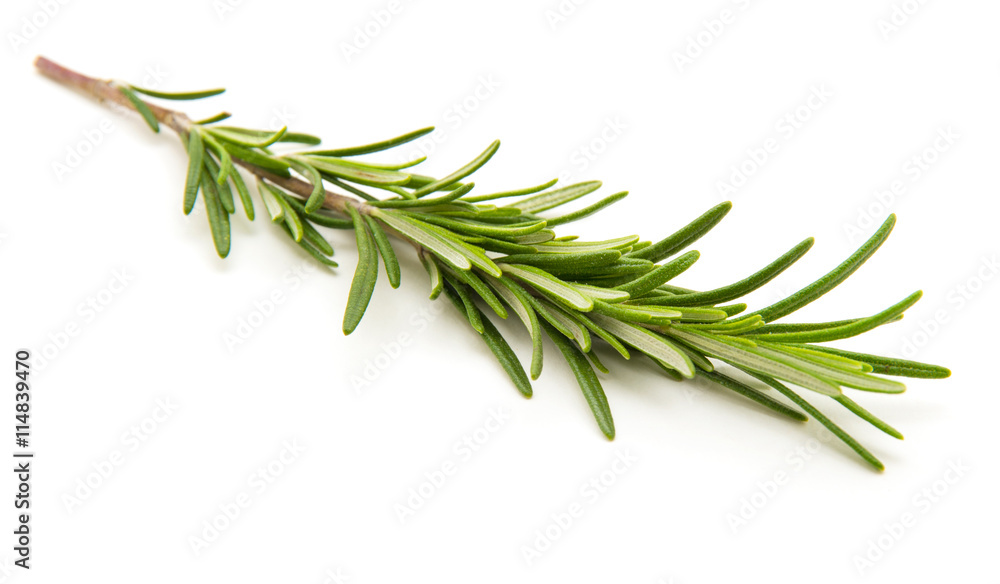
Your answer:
(131, 85), (225, 100)
(442, 287), (532, 397)
(342, 205), (379, 335)
(743, 291), (921, 344)
(613, 250), (700, 296)
(305, 127), (434, 157)
(749, 215), (897, 322)
(544, 191), (628, 227)
(464, 178), (559, 203)
(699, 369), (808, 422)
(117, 84), (159, 132)
(199, 171), (230, 258)
(665, 238), (814, 306)
(543, 321), (615, 439)
(183, 130), (204, 215)
(628, 202), (732, 263)
(412, 140), (500, 196)
(792, 345), (951, 378)
(363, 216), (401, 289)
(509, 181), (603, 214)
(741, 370), (884, 471)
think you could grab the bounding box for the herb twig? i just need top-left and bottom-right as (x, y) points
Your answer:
(35, 56), (950, 470)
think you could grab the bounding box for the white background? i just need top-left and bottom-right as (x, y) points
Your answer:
(1, 0), (997, 582)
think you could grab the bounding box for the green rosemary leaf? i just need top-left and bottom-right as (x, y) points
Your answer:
(224, 142), (292, 177)
(664, 333), (716, 372)
(751, 343), (906, 394)
(528, 296), (592, 352)
(744, 291), (921, 344)
(454, 234), (537, 255)
(304, 156), (411, 187)
(443, 265), (507, 319)
(369, 183), (476, 208)
(745, 317), (874, 336)
(591, 300), (682, 324)
(588, 350), (610, 374)
(447, 278), (485, 333)
(201, 133), (236, 185)
(534, 235), (640, 253)
(589, 313), (694, 376)
(284, 155), (326, 214)
(405, 174), (463, 192)
(210, 126), (288, 148)
(280, 194), (352, 228)
(117, 84), (159, 132)
(543, 321), (615, 439)
(258, 181), (285, 221)
(497, 250), (622, 272)
(272, 191), (303, 242)
(203, 156), (235, 214)
(227, 168), (254, 220)
(363, 216), (401, 289)
(571, 284), (631, 304)
(500, 264), (593, 311)
(742, 371), (884, 470)
(698, 370), (807, 422)
(628, 201), (732, 263)
(343, 205), (379, 335)
(613, 250), (700, 296)
(278, 132), (322, 145)
(510, 230), (556, 245)
(205, 126), (318, 144)
(130, 85), (225, 100)
(463, 178), (559, 203)
(416, 221), (503, 277)
(544, 191), (628, 227)
(649, 355), (685, 381)
(680, 315), (764, 335)
(834, 395), (904, 440)
(305, 127), (434, 157)
(570, 313), (631, 359)
(192, 112), (232, 125)
(793, 345), (951, 379)
(300, 218), (334, 257)
(183, 130), (204, 215)
(666, 328), (840, 396)
(486, 276), (544, 379)
(325, 176), (379, 202)
(774, 344), (870, 372)
(418, 252), (444, 300)
(412, 213), (548, 238)
(750, 214), (897, 322)
(717, 303), (748, 317)
(509, 181), (603, 214)
(665, 238), (814, 306)
(355, 156), (427, 171)
(644, 305), (728, 322)
(294, 236), (339, 267)
(583, 259), (657, 280)
(412, 140), (500, 197)
(373, 211), (472, 271)
(442, 287), (532, 397)
(199, 171), (230, 258)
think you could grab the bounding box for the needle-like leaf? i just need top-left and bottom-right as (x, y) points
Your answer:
(543, 321), (615, 439)
(342, 205), (379, 334)
(443, 287), (532, 397)
(749, 215), (896, 322)
(363, 216), (401, 289)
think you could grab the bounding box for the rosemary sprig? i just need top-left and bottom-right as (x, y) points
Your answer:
(35, 56), (951, 471)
